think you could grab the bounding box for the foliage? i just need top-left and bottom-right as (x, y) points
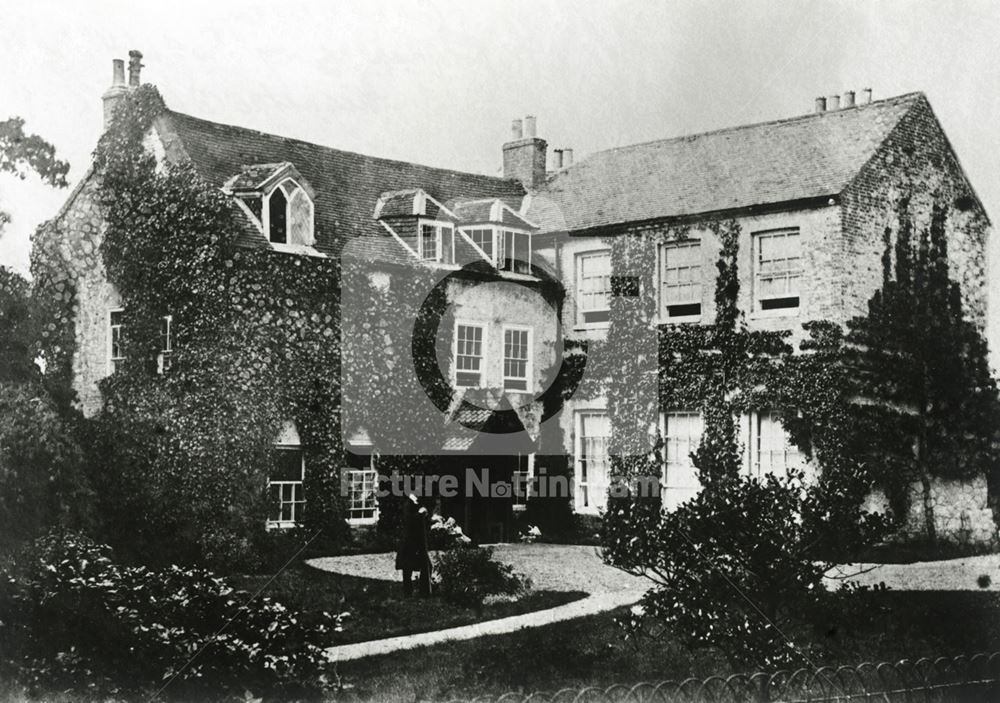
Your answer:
(28, 84), (349, 569)
(0, 117), (70, 188)
(0, 266), (40, 384)
(601, 218), (892, 668)
(428, 513), (473, 551)
(0, 384), (92, 551)
(434, 545), (529, 609)
(0, 116), (69, 237)
(607, 459), (886, 668)
(0, 531), (340, 700)
(843, 197), (1000, 540)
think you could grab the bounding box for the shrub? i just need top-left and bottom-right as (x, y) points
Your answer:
(977, 573), (991, 589)
(0, 383), (93, 553)
(0, 531), (342, 700)
(428, 513), (473, 551)
(434, 545), (528, 609)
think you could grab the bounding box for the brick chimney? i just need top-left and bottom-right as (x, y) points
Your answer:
(101, 58), (128, 130)
(128, 50), (144, 87)
(503, 114), (547, 190)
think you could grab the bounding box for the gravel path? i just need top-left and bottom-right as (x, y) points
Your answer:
(309, 544), (1000, 661)
(308, 544), (645, 661)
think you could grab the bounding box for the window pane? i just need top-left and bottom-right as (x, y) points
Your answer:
(663, 411), (703, 510)
(271, 448), (303, 482)
(578, 252), (612, 321)
(753, 411), (803, 477)
(755, 230), (802, 306)
(470, 228), (493, 261)
(268, 188), (287, 244)
(287, 186), (313, 245)
(455, 324), (484, 387)
(503, 328), (530, 390)
(578, 413), (610, 510)
(662, 241), (701, 311)
(420, 224), (438, 261)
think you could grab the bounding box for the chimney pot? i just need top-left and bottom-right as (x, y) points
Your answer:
(511, 119), (523, 140)
(128, 50), (143, 87)
(828, 94), (840, 110)
(552, 149), (563, 170)
(112, 59), (125, 87)
(815, 96), (827, 113)
(862, 88), (872, 104)
(102, 57), (129, 130)
(563, 148), (574, 167)
(524, 115), (537, 138)
(843, 90), (856, 108)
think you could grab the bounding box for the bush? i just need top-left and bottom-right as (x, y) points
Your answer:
(0, 383), (93, 553)
(434, 545), (529, 610)
(0, 531), (343, 700)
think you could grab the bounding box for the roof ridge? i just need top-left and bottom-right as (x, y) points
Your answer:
(573, 91), (925, 165)
(165, 109), (521, 188)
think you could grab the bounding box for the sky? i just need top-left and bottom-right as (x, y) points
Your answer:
(2, 0), (999, 277)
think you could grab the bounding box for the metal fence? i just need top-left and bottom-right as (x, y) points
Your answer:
(448, 652), (1000, 703)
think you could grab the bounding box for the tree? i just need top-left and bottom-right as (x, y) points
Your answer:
(0, 266), (40, 384)
(0, 116), (70, 234)
(845, 197), (1000, 543)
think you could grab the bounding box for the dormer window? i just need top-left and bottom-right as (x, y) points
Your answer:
(460, 226), (532, 274)
(223, 163), (317, 250)
(265, 179), (313, 246)
(419, 220), (453, 263)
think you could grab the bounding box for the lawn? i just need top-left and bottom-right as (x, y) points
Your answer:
(232, 562), (586, 646)
(332, 590), (1000, 702)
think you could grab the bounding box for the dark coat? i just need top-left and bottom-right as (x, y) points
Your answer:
(395, 498), (430, 571)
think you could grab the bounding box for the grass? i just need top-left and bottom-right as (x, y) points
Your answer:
(232, 563), (586, 646)
(333, 590), (1000, 702)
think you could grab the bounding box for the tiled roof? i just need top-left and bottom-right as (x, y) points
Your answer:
(161, 110), (525, 263)
(528, 93), (925, 233)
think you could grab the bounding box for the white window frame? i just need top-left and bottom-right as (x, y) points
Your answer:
(417, 219), (453, 264)
(575, 249), (612, 327)
(108, 307), (125, 375)
(461, 226), (496, 264)
(747, 410), (804, 478)
(659, 239), (703, 322)
(753, 228), (802, 316)
(574, 410), (611, 514)
(453, 321), (487, 388)
(262, 177), (315, 247)
(267, 445), (306, 529)
(512, 453), (535, 511)
(458, 226), (532, 274)
(346, 457), (379, 526)
(502, 325), (532, 392)
(157, 314), (173, 375)
(498, 228), (532, 274)
(660, 410), (704, 510)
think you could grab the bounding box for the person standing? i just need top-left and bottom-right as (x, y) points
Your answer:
(395, 493), (431, 596)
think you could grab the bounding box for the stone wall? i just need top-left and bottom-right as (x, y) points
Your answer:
(841, 95), (992, 336)
(866, 476), (997, 547)
(36, 172), (119, 417)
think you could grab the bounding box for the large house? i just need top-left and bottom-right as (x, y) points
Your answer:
(46, 52), (995, 545)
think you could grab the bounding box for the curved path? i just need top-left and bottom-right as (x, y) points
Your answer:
(308, 543), (646, 661)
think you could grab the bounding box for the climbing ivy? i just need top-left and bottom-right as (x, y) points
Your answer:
(37, 85), (347, 569)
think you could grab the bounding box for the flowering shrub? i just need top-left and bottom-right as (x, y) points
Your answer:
(0, 531), (342, 700)
(519, 525), (542, 543)
(434, 546), (529, 610)
(428, 513), (473, 551)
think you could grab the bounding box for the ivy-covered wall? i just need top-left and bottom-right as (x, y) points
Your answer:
(842, 95), (991, 334)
